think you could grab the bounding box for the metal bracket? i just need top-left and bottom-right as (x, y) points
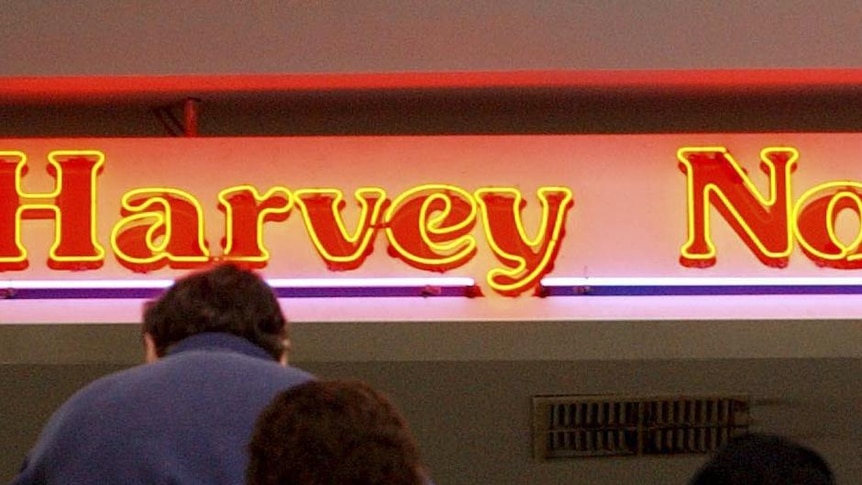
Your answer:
(152, 98), (201, 137)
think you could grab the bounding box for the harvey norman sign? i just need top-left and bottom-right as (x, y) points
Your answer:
(3, 135), (862, 297)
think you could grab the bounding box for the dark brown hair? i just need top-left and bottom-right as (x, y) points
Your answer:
(247, 380), (426, 485)
(689, 432), (834, 485)
(143, 263), (287, 360)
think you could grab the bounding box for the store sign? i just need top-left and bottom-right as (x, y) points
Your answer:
(678, 145), (862, 270)
(3, 135), (862, 298)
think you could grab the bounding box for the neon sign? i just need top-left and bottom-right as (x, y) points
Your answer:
(0, 150), (574, 296)
(6, 136), (862, 302)
(679, 146), (862, 269)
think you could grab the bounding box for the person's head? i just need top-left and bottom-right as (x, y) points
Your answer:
(689, 432), (834, 485)
(247, 380), (426, 485)
(142, 263), (288, 362)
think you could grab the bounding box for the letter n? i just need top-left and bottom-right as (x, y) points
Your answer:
(677, 146), (796, 268)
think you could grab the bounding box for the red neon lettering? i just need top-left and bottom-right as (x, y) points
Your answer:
(111, 188), (210, 272)
(294, 188), (387, 271)
(1, 149), (581, 296)
(218, 186), (292, 268)
(0, 150), (105, 271)
(794, 182), (862, 269)
(475, 187), (574, 296)
(677, 146), (797, 268)
(384, 185), (477, 272)
(0, 152), (28, 270)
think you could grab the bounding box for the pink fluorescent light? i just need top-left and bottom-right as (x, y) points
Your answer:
(541, 277), (862, 287)
(541, 276), (862, 286)
(265, 277), (475, 288)
(539, 276), (862, 296)
(3, 277), (475, 290)
(4, 279), (174, 290)
(1, 277), (478, 299)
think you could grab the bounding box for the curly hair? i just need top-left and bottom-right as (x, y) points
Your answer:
(142, 263), (287, 360)
(247, 380), (426, 485)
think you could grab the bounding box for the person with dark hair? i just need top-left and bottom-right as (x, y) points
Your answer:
(689, 432), (834, 485)
(247, 380), (430, 485)
(13, 263), (314, 485)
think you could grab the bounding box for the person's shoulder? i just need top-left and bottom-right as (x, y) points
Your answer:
(60, 363), (152, 408)
(161, 348), (314, 385)
(21, 364), (153, 448)
(280, 365), (315, 383)
(31, 365), (161, 437)
(223, 352), (315, 385)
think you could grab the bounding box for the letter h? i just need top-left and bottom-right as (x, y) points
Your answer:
(0, 150), (105, 271)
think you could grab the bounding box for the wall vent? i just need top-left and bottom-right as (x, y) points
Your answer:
(532, 394), (750, 459)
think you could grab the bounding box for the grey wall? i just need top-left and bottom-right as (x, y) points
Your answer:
(2, 0), (862, 76)
(3, 324), (861, 484)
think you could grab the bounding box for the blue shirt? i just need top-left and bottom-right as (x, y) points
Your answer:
(12, 332), (314, 485)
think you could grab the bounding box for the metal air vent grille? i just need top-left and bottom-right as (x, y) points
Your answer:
(532, 395), (750, 459)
